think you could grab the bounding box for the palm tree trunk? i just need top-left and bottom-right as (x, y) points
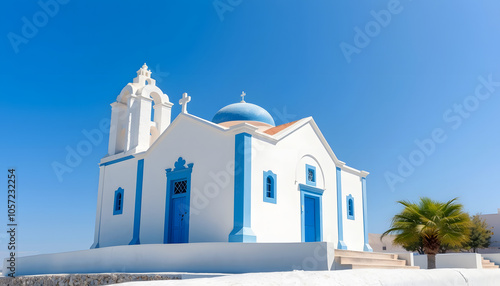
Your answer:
(427, 254), (436, 269)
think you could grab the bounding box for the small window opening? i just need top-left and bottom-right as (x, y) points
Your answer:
(115, 193), (122, 211)
(174, 180), (187, 194)
(308, 169), (315, 182)
(266, 177), (273, 198)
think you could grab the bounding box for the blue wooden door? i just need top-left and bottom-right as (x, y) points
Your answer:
(170, 196), (188, 243)
(304, 196), (318, 242)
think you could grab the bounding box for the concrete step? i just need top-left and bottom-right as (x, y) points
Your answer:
(483, 265), (499, 269)
(349, 264), (420, 270)
(337, 256), (406, 267)
(481, 257), (499, 269)
(334, 249), (398, 260)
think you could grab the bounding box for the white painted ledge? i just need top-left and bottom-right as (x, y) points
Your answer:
(3, 242), (336, 276)
(414, 253), (483, 269)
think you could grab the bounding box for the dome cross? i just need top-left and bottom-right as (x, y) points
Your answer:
(240, 91), (246, 103)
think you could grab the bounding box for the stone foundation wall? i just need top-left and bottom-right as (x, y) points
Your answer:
(0, 273), (181, 286)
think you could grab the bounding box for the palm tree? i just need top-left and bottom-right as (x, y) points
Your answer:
(382, 197), (470, 269)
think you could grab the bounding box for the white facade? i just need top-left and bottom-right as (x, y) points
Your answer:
(91, 65), (372, 252)
(480, 209), (500, 249)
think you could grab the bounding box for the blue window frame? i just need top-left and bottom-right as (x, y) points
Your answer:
(263, 170), (277, 204)
(306, 164), (316, 186)
(347, 194), (355, 220)
(113, 187), (124, 215)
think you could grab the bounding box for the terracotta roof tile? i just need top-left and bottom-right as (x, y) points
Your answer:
(264, 120), (300, 135)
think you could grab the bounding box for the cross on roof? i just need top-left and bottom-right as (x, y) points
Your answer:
(179, 92), (191, 114)
(240, 91), (246, 103)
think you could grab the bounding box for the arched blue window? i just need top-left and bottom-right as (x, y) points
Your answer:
(263, 171), (277, 204)
(347, 194), (354, 220)
(114, 187), (124, 215)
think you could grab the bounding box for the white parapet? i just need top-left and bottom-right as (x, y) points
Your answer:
(437, 253), (483, 269)
(3, 242), (337, 276)
(413, 253), (483, 269)
(414, 254), (428, 269)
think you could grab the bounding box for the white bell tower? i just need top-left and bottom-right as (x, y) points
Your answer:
(108, 64), (173, 156)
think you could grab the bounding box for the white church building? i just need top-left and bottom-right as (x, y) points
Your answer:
(4, 64), (385, 276)
(90, 64), (372, 252)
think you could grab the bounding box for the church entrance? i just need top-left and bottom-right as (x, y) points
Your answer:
(300, 184), (323, 242)
(168, 179), (189, 243)
(304, 196), (319, 242)
(164, 157), (193, 244)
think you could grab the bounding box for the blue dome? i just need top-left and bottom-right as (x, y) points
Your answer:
(212, 102), (275, 126)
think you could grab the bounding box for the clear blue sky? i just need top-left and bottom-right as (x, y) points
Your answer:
(1, 0), (500, 259)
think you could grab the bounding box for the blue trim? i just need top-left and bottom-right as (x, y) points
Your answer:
(100, 155), (135, 166)
(263, 170), (277, 204)
(300, 185), (323, 242)
(113, 187), (124, 215)
(362, 177), (373, 252)
(346, 194), (355, 220)
(229, 133), (256, 242)
(306, 164), (316, 186)
(164, 157), (193, 244)
(129, 159), (144, 245)
(298, 183), (324, 195)
(336, 167), (347, 249)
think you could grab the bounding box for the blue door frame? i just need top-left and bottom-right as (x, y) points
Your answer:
(164, 157), (193, 244)
(299, 184), (323, 242)
(168, 181), (189, 243)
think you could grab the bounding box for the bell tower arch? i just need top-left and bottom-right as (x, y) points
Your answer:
(108, 64), (173, 156)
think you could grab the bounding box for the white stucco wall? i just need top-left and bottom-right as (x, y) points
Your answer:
(480, 210), (500, 248)
(140, 115), (235, 244)
(414, 254), (483, 269)
(251, 123), (340, 245)
(94, 115), (368, 249)
(97, 158), (139, 247)
(250, 137), (301, 242)
(341, 170), (365, 251)
(414, 254), (428, 269)
(96, 115), (236, 247)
